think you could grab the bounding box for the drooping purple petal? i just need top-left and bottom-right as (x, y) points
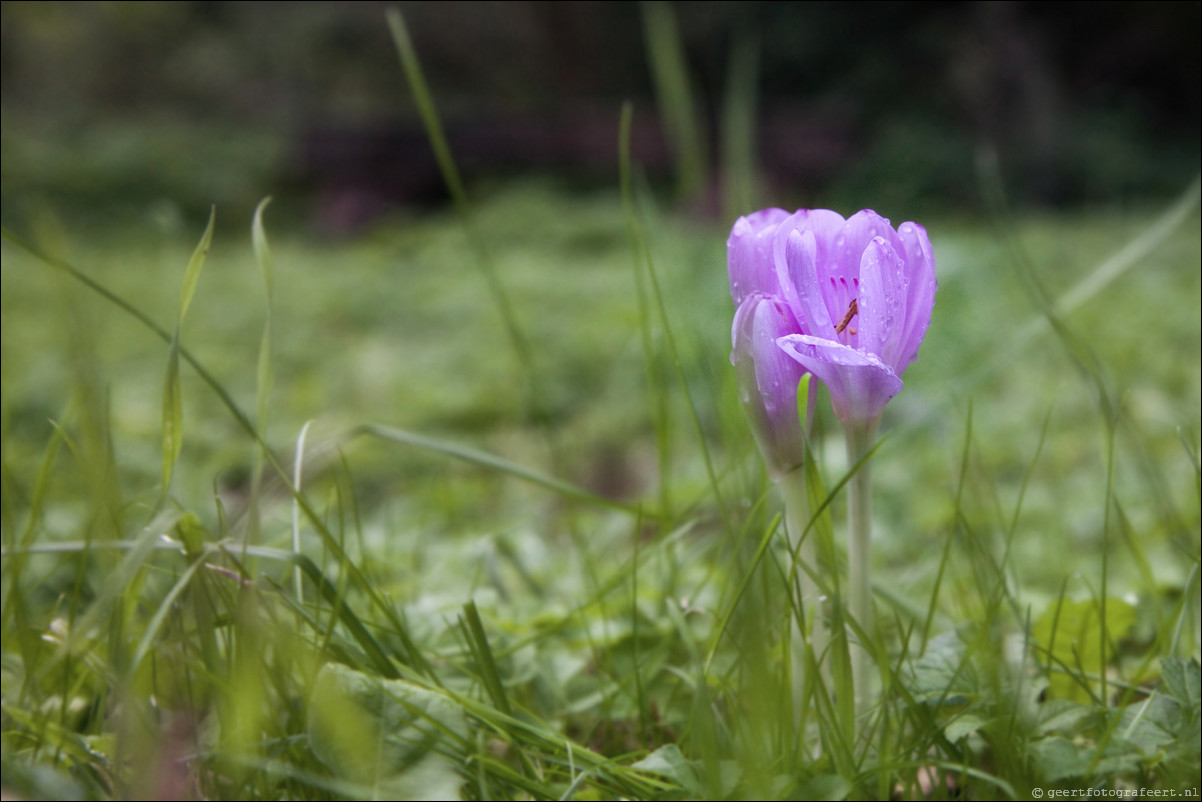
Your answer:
(728, 208), (791, 306)
(776, 334), (903, 426)
(731, 293), (811, 476)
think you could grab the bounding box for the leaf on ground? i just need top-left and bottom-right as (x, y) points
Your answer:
(795, 773), (853, 801)
(632, 744), (740, 797)
(905, 632), (980, 705)
(1032, 597), (1136, 703)
(1036, 698), (1095, 736)
(308, 663), (467, 801)
(945, 712), (990, 743)
(1160, 656), (1200, 714)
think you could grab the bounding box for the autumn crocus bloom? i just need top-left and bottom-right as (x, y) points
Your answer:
(730, 207), (936, 724)
(730, 208), (936, 432)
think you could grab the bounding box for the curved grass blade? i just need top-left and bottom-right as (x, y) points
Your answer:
(619, 102), (729, 530)
(162, 207), (215, 493)
(357, 423), (647, 517)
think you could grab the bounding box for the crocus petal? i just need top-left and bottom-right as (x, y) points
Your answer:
(774, 209), (846, 325)
(856, 237), (907, 368)
(728, 208), (792, 306)
(782, 229), (836, 338)
(732, 293), (810, 476)
(838, 210), (905, 272)
(895, 221), (937, 371)
(777, 334), (903, 427)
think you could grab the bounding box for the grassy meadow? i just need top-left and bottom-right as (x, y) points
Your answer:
(2, 168), (1199, 799)
(2, 9), (1200, 797)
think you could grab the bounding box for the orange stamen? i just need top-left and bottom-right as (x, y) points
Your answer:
(834, 298), (858, 335)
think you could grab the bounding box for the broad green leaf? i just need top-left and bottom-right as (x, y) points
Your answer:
(1029, 736), (1091, 782)
(905, 631), (979, 705)
(945, 712), (989, 743)
(633, 744), (702, 795)
(796, 773), (853, 801)
(1160, 656), (1200, 714)
(634, 743), (695, 776)
(1037, 698), (1094, 736)
(1032, 597), (1136, 703)
(308, 663), (467, 801)
(1118, 695), (1181, 755)
(630, 744), (739, 797)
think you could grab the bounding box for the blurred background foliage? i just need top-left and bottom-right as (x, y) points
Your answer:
(2, 5), (1199, 797)
(3, 0), (1199, 231)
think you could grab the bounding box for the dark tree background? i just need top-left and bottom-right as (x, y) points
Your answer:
(2, 1), (1198, 225)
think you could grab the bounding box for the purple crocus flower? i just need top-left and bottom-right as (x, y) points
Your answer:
(730, 208), (936, 435)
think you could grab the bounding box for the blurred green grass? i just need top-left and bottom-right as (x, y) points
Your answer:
(4, 181), (1196, 545)
(2, 179), (1200, 798)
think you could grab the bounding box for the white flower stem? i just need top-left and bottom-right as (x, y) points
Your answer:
(780, 468), (829, 696)
(845, 420), (878, 721)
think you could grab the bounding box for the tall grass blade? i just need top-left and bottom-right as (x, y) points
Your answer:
(239, 545), (400, 679)
(358, 423), (644, 516)
(292, 420), (313, 605)
(460, 601), (513, 717)
(252, 198), (274, 435)
(161, 332), (183, 491)
(924, 404), (972, 650)
(161, 208), (215, 493)
(620, 103), (673, 516)
(721, 31), (759, 219)
(386, 8), (544, 432)
(618, 103), (729, 531)
(703, 514), (781, 673)
(178, 207), (215, 324)
(641, 1), (708, 203)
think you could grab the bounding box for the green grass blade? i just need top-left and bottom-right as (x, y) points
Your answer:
(236, 545), (400, 679)
(178, 206), (215, 324)
(620, 103), (672, 516)
(129, 549), (207, 672)
(721, 31), (759, 219)
(618, 102), (730, 531)
(703, 513), (781, 673)
(386, 9), (466, 206)
(251, 197), (274, 302)
(252, 197), (274, 435)
(358, 423), (646, 517)
(924, 403), (972, 650)
(460, 601), (513, 717)
(161, 332), (183, 492)
(1, 415), (66, 635)
(291, 420), (313, 605)
(386, 7), (545, 435)
(640, 0), (707, 202)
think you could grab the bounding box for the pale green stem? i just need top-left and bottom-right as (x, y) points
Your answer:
(845, 419), (879, 720)
(780, 468), (829, 691)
